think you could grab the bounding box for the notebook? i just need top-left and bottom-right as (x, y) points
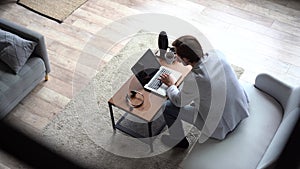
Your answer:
(131, 49), (182, 97)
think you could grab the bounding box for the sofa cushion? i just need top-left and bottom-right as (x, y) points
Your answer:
(0, 29), (37, 74)
(181, 82), (283, 169)
(0, 56), (45, 118)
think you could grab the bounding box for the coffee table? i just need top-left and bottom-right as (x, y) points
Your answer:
(108, 53), (191, 149)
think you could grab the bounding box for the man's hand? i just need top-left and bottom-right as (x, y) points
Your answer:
(159, 73), (176, 87)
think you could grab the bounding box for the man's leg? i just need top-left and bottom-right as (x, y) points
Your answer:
(163, 100), (184, 139)
(162, 100), (199, 148)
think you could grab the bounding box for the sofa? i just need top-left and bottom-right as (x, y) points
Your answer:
(0, 18), (50, 119)
(182, 73), (300, 169)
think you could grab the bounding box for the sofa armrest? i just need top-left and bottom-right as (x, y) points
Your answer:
(255, 73), (300, 168)
(257, 108), (300, 169)
(255, 73), (300, 113)
(0, 18), (50, 74)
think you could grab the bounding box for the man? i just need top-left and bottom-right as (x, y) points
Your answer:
(159, 35), (249, 149)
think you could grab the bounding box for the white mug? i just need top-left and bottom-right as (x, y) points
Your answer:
(165, 51), (175, 64)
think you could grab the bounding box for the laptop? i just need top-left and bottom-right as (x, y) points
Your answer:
(131, 49), (182, 97)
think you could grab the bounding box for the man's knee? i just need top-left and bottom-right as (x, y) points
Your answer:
(163, 100), (173, 113)
(163, 100), (179, 117)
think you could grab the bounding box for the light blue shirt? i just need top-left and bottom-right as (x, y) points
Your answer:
(166, 50), (249, 140)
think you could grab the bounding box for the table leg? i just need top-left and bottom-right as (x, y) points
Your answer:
(148, 122), (153, 152)
(108, 102), (116, 130)
(148, 122), (152, 137)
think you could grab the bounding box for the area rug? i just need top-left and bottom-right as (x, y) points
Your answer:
(17, 0), (87, 23)
(40, 31), (245, 169)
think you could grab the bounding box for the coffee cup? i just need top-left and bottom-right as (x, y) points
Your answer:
(165, 51), (175, 64)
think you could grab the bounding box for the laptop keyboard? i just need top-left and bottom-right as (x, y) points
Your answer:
(148, 68), (171, 90)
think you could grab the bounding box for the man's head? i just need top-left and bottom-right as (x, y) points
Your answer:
(172, 35), (204, 65)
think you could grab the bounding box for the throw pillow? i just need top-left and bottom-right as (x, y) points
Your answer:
(0, 29), (37, 74)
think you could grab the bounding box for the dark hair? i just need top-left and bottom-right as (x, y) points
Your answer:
(172, 35), (204, 63)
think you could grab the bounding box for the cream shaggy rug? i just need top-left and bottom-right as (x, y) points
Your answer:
(40, 31), (244, 169)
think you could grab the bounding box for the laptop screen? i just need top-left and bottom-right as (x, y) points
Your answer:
(131, 49), (161, 86)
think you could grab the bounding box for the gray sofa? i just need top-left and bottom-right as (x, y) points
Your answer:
(0, 18), (50, 119)
(182, 73), (300, 169)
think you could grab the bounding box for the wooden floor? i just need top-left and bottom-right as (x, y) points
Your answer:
(0, 0), (300, 168)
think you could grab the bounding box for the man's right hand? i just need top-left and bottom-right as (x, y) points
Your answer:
(159, 73), (176, 87)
